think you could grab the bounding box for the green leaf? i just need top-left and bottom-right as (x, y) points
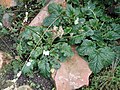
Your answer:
(89, 47), (115, 74)
(0, 28), (9, 36)
(22, 65), (31, 74)
(38, 60), (50, 78)
(67, 0), (79, 5)
(43, 14), (60, 26)
(89, 55), (103, 74)
(32, 33), (40, 43)
(48, 3), (63, 15)
(59, 54), (68, 62)
(104, 24), (120, 40)
(30, 47), (42, 59)
(22, 60), (35, 74)
(81, 1), (96, 17)
(12, 60), (23, 73)
(27, 41), (33, 46)
(51, 60), (60, 69)
(21, 28), (32, 40)
(86, 30), (94, 36)
(64, 27), (72, 34)
(60, 43), (74, 57)
(72, 24), (82, 33)
(111, 24), (120, 34)
(114, 5), (120, 14)
(66, 4), (75, 17)
(88, 19), (98, 29)
(91, 31), (104, 41)
(70, 35), (85, 45)
(86, 1), (95, 10)
(83, 25), (92, 31)
(113, 46), (120, 60)
(16, 43), (23, 55)
(99, 47), (115, 66)
(53, 43), (74, 62)
(77, 39), (96, 56)
(105, 31), (120, 40)
(79, 18), (86, 24)
(29, 26), (44, 34)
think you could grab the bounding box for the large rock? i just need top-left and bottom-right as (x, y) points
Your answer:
(29, 0), (65, 26)
(52, 46), (92, 90)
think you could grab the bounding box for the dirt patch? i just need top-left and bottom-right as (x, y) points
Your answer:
(5, 70), (54, 90)
(0, 36), (16, 56)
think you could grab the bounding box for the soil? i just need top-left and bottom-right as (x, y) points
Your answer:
(5, 70), (54, 90)
(0, 36), (15, 54)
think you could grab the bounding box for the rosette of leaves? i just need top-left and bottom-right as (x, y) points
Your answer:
(17, 1), (119, 77)
(17, 26), (74, 77)
(43, 2), (119, 74)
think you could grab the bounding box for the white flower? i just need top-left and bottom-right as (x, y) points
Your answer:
(26, 12), (28, 16)
(74, 17), (79, 25)
(26, 61), (31, 66)
(70, 33), (74, 37)
(0, 22), (3, 27)
(17, 71), (22, 77)
(43, 50), (49, 56)
(23, 12), (28, 22)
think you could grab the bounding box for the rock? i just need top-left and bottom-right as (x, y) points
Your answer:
(52, 46), (92, 90)
(2, 13), (14, 29)
(29, 0), (65, 26)
(0, 0), (16, 8)
(0, 51), (12, 69)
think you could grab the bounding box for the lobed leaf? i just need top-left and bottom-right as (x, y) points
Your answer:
(89, 47), (115, 74)
(48, 3), (63, 15)
(43, 14), (60, 26)
(77, 39), (96, 56)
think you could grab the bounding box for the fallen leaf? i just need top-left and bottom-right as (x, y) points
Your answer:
(0, 0), (16, 8)
(29, 0), (65, 26)
(52, 26), (64, 39)
(52, 46), (92, 90)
